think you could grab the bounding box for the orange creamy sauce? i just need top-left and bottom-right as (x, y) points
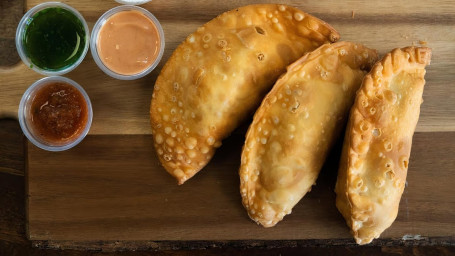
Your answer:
(97, 10), (160, 75)
(30, 82), (88, 143)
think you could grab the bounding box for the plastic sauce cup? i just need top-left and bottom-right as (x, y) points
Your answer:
(16, 2), (90, 76)
(90, 5), (165, 80)
(18, 76), (93, 151)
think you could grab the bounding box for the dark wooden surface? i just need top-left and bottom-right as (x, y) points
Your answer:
(26, 132), (455, 242)
(1, 0), (455, 255)
(0, 120), (453, 256)
(1, 121), (455, 255)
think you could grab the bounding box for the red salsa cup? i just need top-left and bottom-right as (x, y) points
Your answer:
(18, 76), (93, 151)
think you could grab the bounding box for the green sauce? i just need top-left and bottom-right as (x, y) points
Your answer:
(23, 7), (86, 71)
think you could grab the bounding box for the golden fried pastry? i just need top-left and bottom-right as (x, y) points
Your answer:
(335, 47), (432, 244)
(239, 42), (378, 227)
(150, 4), (340, 184)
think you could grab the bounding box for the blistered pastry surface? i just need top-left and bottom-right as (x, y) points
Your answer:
(240, 41), (378, 227)
(335, 47), (432, 244)
(150, 4), (340, 184)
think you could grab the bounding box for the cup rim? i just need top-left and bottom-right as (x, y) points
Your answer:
(90, 5), (165, 80)
(114, 0), (152, 4)
(18, 76), (93, 151)
(15, 2), (90, 76)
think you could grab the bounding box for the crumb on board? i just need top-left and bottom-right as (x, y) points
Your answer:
(402, 234), (422, 241)
(399, 35), (428, 46)
(351, 10), (355, 18)
(401, 34), (410, 40)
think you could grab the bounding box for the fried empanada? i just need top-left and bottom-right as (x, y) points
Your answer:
(150, 4), (340, 184)
(335, 47), (432, 244)
(239, 42), (378, 227)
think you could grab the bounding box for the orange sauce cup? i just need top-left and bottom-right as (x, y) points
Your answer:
(90, 5), (165, 80)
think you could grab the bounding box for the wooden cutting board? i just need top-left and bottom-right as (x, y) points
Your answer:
(1, 0), (454, 248)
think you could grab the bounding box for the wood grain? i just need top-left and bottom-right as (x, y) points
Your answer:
(1, 117), (453, 253)
(1, 0), (452, 247)
(0, 0), (454, 133)
(27, 132), (455, 242)
(0, 0), (23, 66)
(1, 0), (453, 253)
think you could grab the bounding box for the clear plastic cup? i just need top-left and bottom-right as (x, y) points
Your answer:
(90, 5), (165, 80)
(18, 76), (93, 151)
(115, 0), (152, 4)
(15, 2), (90, 76)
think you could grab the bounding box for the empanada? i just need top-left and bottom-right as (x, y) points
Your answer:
(335, 47), (432, 244)
(239, 42), (378, 227)
(150, 4), (340, 184)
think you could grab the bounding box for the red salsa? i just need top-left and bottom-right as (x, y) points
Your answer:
(30, 82), (88, 143)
